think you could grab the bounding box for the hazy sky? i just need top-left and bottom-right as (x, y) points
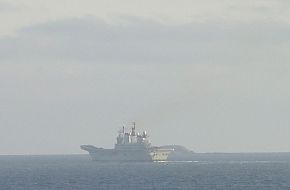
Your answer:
(0, 0), (290, 154)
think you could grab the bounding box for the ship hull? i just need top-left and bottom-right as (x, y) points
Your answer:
(89, 149), (152, 161)
(81, 145), (171, 161)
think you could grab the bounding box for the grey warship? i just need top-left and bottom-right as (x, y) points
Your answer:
(81, 123), (173, 161)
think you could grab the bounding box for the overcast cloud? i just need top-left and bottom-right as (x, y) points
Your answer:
(0, 0), (290, 154)
(1, 17), (290, 64)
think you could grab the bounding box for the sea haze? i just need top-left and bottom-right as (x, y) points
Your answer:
(0, 154), (290, 190)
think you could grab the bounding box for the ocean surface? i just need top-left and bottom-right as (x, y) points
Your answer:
(1, 154), (290, 190)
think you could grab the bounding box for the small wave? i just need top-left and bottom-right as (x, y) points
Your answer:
(154, 160), (199, 163)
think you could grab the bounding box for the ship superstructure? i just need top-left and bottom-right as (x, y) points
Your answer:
(81, 122), (173, 161)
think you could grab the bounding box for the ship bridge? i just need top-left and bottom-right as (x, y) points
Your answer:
(115, 122), (151, 150)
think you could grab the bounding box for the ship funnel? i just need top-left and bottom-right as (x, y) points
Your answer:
(131, 122), (136, 136)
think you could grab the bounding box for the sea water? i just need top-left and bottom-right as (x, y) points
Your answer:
(0, 155), (290, 190)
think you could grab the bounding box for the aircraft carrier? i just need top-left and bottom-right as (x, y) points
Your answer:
(81, 122), (173, 161)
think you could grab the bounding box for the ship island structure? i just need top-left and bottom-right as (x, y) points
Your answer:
(81, 122), (174, 161)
